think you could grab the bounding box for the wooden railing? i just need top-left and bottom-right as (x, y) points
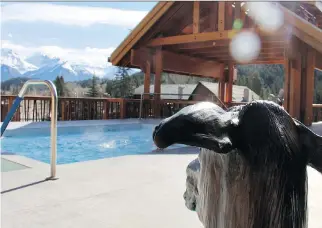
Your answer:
(0, 95), (203, 122)
(0, 96), (125, 122)
(3, 95), (319, 123)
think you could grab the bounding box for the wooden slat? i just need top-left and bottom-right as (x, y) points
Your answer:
(193, 1), (200, 34)
(218, 2), (225, 31)
(225, 2), (233, 30)
(209, 2), (218, 31)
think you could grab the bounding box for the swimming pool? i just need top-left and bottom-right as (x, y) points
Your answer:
(1, 121), (186, 165)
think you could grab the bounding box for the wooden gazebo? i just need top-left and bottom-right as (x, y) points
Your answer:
(109, 1), (322, 125)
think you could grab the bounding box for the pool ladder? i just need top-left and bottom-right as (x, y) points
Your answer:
(1, 80), (58, 180)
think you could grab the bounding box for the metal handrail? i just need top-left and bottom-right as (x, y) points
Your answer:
(1, 80), (58, 180)
(138, 92), (228, 119)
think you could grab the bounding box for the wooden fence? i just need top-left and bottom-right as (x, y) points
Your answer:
(1, 95), (322, 123)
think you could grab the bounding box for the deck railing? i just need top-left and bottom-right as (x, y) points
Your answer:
(1, 95), (220, 121)
(2, 95), (321, 123)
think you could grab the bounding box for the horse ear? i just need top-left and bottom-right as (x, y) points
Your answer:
(294, 119), (322, 173)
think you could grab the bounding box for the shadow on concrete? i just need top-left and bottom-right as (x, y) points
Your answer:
(1, 178), (51, 194)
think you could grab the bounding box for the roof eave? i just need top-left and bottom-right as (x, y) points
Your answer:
(109, 2), (175, 66)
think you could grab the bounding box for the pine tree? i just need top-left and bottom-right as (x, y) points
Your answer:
(53, 75), (67, 97)
(86, 74), (100, 97)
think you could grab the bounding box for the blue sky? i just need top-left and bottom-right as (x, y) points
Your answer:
(1, 2), (157, 66)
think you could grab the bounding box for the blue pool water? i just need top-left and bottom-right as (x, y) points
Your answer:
(1, 124), (185, 164)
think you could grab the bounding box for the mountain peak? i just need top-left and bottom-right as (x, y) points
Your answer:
(1, 48), (38, 74)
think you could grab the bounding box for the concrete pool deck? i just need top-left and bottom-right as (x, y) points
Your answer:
(1, 120), (322, 228)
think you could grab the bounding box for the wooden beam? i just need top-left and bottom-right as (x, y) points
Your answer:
(131, 48), (222, 78)
(147, 27), (287, 47)
(218, 2), (225, 31)
(192, 42), (286, 53)
(147, 30), (229, 46)
(237, 59), (285, 65)
(304, 47), (316, 125)
(193, 1), (200, 34)
(172, 39), (285, 51)
(197, 46), (286, 56)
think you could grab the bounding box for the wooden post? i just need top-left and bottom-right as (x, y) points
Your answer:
(289, 55), (302, 120)
(120, 99), (126, 119)
(304, 47), (316, 125)
(154, 47), (162, 117)
(143, 60), (151, 100)
(193, 1), (200, 34)
(61, 100), (65, 121)
(103, 100), (107, 119)
(225, 63), (234, 104)
(217, 63), (225, 105)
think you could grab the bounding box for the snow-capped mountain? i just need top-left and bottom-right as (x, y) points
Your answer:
(1, 49), (138, 82)
(1, 65), (22, 81)
(1, 48), (38, 74)
(26, 52), (60, 68)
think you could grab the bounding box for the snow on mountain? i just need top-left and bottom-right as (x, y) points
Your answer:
(1, 65), (22, 81)
(1, 48), (38, 74)
(25, 52), (60, 68)
(1, 48), (140, 82)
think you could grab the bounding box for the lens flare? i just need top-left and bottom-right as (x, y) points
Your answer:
(233, 19), (243, 30)
(229, 31), (261, 64)
(246, 2), (284, 33)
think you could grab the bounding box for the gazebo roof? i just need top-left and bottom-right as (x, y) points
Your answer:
(109, 1), (322, 72)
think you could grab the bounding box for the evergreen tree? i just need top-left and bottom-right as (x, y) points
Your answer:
(86, 74), (100, 97)
(250, 71), (262, 96)
(53, 75), (67, 97)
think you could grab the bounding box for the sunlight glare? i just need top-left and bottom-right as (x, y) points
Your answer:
(229, 31), (261, 64)
(246, 2), (284, 33)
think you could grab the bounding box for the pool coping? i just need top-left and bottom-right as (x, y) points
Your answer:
(1, 146), (200, 172)
(0, 119), (162, 131)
